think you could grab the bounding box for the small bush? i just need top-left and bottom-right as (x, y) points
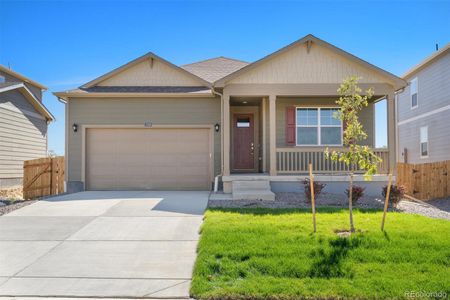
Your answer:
(345, 185), (365, 204)
(382, 184), (405, 208)
(303, 179), (326, 203)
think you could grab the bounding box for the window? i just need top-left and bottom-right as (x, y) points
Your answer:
(410, 77), (418, 109)
(0, 76), (5, 83)
(420, 126), (428, 157)
(236, 117), (250, 128)
(296, 107), (342, 146)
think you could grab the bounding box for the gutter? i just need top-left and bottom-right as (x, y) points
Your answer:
(211, 86), (223, 192)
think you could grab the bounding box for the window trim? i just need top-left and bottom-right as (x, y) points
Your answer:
(295, 106), (343, 146)
(410, 77), (418, 110)
(419, 126), (429, 158)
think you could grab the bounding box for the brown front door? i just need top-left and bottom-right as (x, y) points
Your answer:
(232, 113), (255, 171)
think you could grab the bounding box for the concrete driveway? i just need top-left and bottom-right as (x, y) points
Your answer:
(0, 191), (209, 299)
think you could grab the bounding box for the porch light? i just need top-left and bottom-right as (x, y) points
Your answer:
(215, 123), (220, 132)
(72, 123), (78, 132)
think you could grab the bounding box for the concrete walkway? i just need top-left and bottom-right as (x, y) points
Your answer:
(0, 191), (209, 299)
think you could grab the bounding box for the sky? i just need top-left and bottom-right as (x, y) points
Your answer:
(1, 0), (449, 154)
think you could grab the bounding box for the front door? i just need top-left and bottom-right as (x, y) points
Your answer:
(232, 113), (255, 171)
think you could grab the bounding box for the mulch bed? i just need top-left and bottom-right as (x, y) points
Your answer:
(0, 187), (36, 216)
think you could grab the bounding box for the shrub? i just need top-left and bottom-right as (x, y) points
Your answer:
(345, 185), (365, 205)
(382, 184), (405, 208)
(303, 179), (326, 203)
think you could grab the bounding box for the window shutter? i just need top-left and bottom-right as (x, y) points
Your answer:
(286, 106), (296, 146)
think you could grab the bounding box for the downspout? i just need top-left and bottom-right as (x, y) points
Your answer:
(211, 86), (223, 192)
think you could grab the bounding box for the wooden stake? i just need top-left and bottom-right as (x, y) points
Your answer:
(349, 173), (355, 232)
(381, 173), (393, 231)
(309, 164), (316, 233)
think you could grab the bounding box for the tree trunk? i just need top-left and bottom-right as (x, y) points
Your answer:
(349, 172), (355, 232)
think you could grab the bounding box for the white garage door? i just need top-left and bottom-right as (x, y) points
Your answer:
(85, 128), (211, 190)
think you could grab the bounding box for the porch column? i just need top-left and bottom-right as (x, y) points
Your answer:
(223, 94), (231, 176)
(387, 91), (396, 174)
(269, 95), (277, 176)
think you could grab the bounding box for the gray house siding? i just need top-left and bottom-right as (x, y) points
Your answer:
(0, 90), (48, 187)
(66, 97), (221, 191)
(397, 50), (450, 163)
(398, 110), (450, 164)
(0, 70), (43, 101)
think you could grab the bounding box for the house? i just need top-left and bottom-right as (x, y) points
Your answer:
(397, 43), (450, 164)
(0, 65), (54, 188)
(54, 34), (405, 198)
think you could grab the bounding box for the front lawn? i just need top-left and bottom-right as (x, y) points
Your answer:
(191, 208), (450, 299)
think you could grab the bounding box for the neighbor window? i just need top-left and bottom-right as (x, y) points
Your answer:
(420, 126), (428, 157)
(296, 108), (342, 146)
(410, 77), (418, 109)
(0, 76), (5, 83)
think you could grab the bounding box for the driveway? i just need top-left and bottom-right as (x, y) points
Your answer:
(0, 191), (209, 298)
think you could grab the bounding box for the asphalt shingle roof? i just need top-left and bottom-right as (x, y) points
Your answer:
(182, 57), (249, 83)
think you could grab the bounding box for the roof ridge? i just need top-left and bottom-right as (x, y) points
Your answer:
(182, 56), (248, 67)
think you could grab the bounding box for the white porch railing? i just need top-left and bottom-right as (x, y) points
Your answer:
(276, 147), (390, 174)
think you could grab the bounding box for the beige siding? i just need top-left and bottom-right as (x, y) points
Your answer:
(0, 90), (47, 179)
(276, 97), (375, 147)
(67, 97), (221, 182)
(230, 43), (387, 84)
(97, 59), (203, 86)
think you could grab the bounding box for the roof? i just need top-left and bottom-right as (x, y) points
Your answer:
(182, 57), (249, 83)
(81, 52), (211, 88)
(0, 65), (47, 90)
(214, 34), (406, 90)
(0, 83), (54, 121)
(402, 42), (450, 79)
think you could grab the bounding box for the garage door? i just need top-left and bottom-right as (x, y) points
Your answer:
(85, 128), (211, 190)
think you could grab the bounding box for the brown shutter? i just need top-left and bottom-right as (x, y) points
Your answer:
(285, 106), (296, 146)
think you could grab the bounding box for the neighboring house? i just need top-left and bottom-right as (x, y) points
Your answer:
(397, 43), (450, 164)
(0, 65), (54, 188)
(54, 34), (405, 198)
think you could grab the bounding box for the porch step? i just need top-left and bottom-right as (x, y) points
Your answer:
(232, 180), (275, 201)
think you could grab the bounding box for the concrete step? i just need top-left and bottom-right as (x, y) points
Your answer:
(232, 190), (276, 201)
(232, 180), (271, 192)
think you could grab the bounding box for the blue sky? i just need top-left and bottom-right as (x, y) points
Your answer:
(1, 0), (449, 154)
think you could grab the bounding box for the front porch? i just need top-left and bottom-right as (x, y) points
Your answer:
(220, 90), (396, 198)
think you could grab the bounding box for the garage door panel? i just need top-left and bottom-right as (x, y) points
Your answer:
(86, 128), (211, 190)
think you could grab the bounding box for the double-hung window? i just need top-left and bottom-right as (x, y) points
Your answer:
(420, 126), (428, 158)
(296, 107), (342, 146)
(410, 77), (418, 109)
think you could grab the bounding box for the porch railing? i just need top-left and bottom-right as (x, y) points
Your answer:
(276, 147), (389, 174)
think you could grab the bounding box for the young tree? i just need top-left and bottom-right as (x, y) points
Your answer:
(325, 76), (381, 232)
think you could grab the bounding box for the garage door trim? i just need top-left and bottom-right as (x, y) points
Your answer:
(80, 124), (214, 190)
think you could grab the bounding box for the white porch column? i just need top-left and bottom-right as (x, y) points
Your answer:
(223, 94), (231, 176)
(269, 95), (277, 176)
(387, 91), (396, 174)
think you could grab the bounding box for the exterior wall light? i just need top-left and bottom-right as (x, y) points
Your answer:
(72, 123), (78, 132)
(215, 123), (220, 132)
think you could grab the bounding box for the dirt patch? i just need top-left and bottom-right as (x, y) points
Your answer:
(0, 187), (23, 201)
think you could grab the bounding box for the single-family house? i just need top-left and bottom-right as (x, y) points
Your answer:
(397, 43), (450, 164)
(0, 65), (54, 188)
(54, 34), (406, 199)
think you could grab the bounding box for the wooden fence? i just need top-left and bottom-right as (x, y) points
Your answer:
(23, 156), (65, 199)
(397, 160), (450, 201)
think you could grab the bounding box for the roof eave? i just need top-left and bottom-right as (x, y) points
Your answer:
(80, 52), (212, 89)
(0, 65), (48, 90)
(402, 43), (450, 79)
(53, 91), (215, 100)
(214, 34), (407, 90)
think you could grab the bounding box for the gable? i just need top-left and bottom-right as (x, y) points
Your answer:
(229, 42), (389, 85)
(96, 57), (206, 87)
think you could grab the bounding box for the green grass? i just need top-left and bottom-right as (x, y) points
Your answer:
(191, 208), (450, 299)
